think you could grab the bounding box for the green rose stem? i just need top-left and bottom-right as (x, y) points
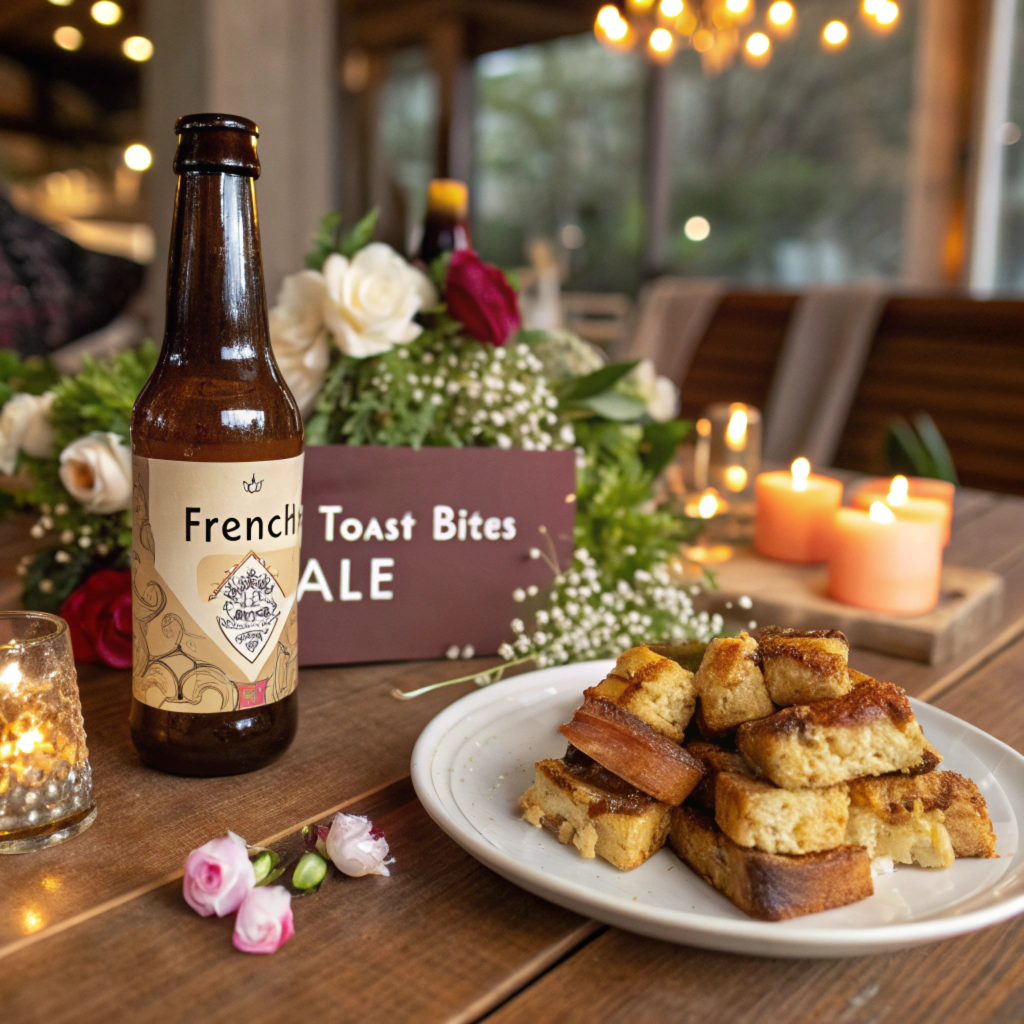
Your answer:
(292, 852), (328, 890)
(391, 655), (537, 700)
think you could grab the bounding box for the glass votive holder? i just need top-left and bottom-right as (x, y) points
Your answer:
(0, 612), (96, 854)
(693, 402), (763, 500)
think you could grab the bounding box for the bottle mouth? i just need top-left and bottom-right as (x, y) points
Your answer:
(174, 112), (260, 177)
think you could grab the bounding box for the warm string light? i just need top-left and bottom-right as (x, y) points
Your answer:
(791, 456), (810, 492)
(595, 1), (899, 70)
(724, 465), (748, 491)
(698, 490), (721, 518)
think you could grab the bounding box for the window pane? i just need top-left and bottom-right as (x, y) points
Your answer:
(995, 1), (1024, 291)
(475, 36), (646, 290)
(378, 47), (438, 247)
(666, 0), (918, 285)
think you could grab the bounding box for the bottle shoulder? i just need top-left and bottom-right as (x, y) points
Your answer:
(132, 362), (303, 461)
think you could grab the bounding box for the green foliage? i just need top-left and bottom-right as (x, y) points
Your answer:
(307, 321), (567, 452)
(573, 419), (695, 579)
(304, 209), (380, 271)
(0, 351), (60, 403)
(885, 413), (958, 484)
(48, 343), (158, 447)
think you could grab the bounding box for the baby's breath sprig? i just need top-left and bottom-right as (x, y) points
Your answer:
(391, 548), (722, 700)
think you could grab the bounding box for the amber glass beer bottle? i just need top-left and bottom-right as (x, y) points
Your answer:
(416, 178), (471, 264)
(130, 114), (303, 775)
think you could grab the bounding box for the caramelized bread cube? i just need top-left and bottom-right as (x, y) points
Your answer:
(847, 771), (996, 861)
(559, 699), (703, 805)
(520, 755), (671, 870)
(736, 681), (927, 790)
(586, 645), (697, 742)
(908, 738), (944, 775)
(687, 741), (849, 855)
(669, 805), (873, 921)
(693, 632), (774, 738)
(758, 626), (851, 706)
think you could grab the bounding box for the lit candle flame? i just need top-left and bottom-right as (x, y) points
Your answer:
(725, 407), (748, 451)
(0, 663), (21, 688)
(791, 457), (810, 492)
(16, 728), (43, 755)
(870, 501), (897, 524)
(23, 909), (43, 933)
(698, 491), (720, 518)
(724, 465), (748, 492)
(887, 474), (909, 507)
(696, 417), (712, 437)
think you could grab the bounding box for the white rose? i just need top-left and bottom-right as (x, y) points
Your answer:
(632, 359), (680, 423)
(325, 813), (392, 877)
(58, 432), (132, 514)
(268, 270), (331, 417)
(322, 244), (437, 359)
(0, 392), (56, 474)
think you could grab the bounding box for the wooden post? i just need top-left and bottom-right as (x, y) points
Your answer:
(429, 19), (474, 183)
(142, 0), (338, 337)
(900, 0), (982, 288)
(642, 61), (672, 280)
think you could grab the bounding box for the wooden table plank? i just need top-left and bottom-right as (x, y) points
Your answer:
(2, 487), (1023, 1023)
(0, 780), (597, 1023)
(0, 658), (489, 950)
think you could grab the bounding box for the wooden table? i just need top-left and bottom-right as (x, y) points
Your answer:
(2, 483), (1024, 1023)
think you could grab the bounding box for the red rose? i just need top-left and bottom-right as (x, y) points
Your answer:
(61, 569), (132, 670)
(445, 249), (520, 345)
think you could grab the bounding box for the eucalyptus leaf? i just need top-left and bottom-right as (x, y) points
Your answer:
(560, 360), (639, 402)
(913, 412), (959, 484)
(576, 390), (647, 422)
(339, 208), (379, 258)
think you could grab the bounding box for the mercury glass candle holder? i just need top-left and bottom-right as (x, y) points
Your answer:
(0, 612), (96, 854)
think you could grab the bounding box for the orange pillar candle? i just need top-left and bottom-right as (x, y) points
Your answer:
(755, 458), (844, 563)
(829, 502), (944, 614)
(852, 475), (952, 546)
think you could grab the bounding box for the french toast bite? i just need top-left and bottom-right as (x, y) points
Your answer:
(688, 741), (849, 855)
(693, 632), (774, 738)
(559, 699), (704, 806)
(736, 680), (927, 790)
(757, 627), (852, 706)
(669, 805), (873, 921)
(586, 645), (697, 742)
(846, 771), (996, 863)
(520, 752), (671, 870)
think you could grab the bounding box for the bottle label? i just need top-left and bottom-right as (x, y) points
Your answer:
(132, 454), (303, 714)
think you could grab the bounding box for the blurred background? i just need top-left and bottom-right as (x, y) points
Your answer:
(0, 0), (1021, 491)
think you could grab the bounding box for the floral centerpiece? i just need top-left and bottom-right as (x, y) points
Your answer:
(0, 210), (721, 675)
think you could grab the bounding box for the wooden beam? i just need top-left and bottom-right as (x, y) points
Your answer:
(642, 62), (672, 279)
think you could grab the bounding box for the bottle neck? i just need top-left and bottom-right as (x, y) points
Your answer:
(162, 171), (270, 374)
(418, 212), (470, 265)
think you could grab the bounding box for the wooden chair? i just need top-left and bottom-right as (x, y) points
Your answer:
(833, 295), (1024, 495)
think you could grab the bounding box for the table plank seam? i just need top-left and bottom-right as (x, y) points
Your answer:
(465, 921), (607, 1024)
(0, 771), (412, 963)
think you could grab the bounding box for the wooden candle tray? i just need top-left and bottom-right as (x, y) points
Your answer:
(706, 545), (1004, 664)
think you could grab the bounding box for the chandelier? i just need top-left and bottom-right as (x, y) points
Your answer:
(594, 0), (901, 74)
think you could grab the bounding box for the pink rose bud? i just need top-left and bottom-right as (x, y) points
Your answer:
(232, 886), (295, 955)
(326, 813), (392, 877)
(182, 833), (256, 918)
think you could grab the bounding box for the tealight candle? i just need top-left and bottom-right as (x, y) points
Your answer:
(829, 502), (944, 614)
(854, 475), (954, 543)
(0, 612), (96, 854)
(852, 475), (952, 546)
(755, 458), (844, 562)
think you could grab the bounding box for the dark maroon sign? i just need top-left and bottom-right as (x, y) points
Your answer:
(298, 446), (577, 666)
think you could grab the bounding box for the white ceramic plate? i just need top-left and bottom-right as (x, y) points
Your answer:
(411, 659), (1024, 958)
